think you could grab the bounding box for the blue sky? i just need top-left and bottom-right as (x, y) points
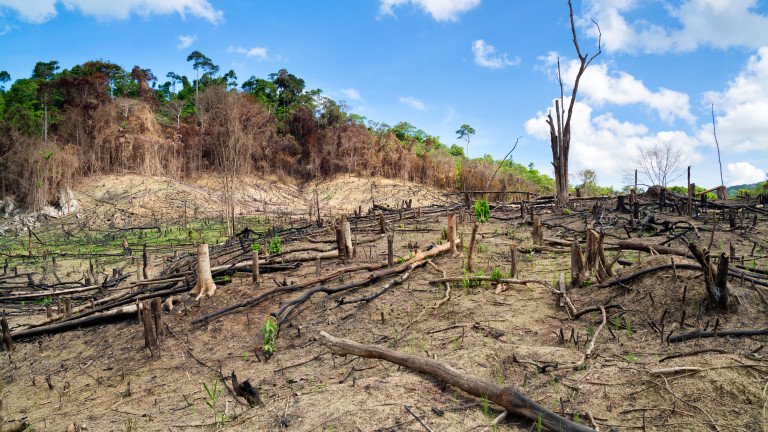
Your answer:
(1, 0), (767, 189)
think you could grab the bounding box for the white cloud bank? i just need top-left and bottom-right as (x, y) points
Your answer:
(379, 0), (480, 21)
(227, 46), (268, 61)
(525, 100), (702, 183)
(338, 88), (362, 101)
(472, 40), (520, 69)
(539, 52), (694, 124)
(177, 34), (196, 50)
(581, 0), (768, 54)
(400, 96), (426, 110)
(698, 47), (768, 153)
(0, 0), (223, 24)
(726, 162), (766, 185)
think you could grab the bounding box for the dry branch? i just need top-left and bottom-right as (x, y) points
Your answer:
(273, 239), (460, 324)
(319, 331), (595, 432)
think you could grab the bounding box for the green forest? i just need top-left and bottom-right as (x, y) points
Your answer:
(0, 53), (557, 210)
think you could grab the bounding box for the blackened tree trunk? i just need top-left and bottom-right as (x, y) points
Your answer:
(546, 0), (601, 211)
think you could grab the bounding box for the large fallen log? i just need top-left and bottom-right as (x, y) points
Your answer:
(11, 303), (143, 340)
(616, 240), (692, 258)
(319, 331), (594, 432)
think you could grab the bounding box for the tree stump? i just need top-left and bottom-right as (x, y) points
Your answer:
(379, 212), (387, 234)
(570, 238), (587, 287)
(531, 215), (544, 246)
(189, 243), (217, 300)
(252, 250), (260, 284)
(1, 311), (14, 352)
(688, 243), (730, 309)
(447, 213), (457, 256)
(585, 229), (599, 273)
(151, 298), (163, 342)
(466, 222), (479, 273)
(509, 243), (518, 278)
(341, 215), (353, 259)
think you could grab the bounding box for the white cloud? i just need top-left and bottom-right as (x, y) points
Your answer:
(399, 96), (426, 110)
(525, 99), (703, 185)
(0, 23), (14, 35)
(227, 46), (268, 61)
(0, 0), (222, 24)
(472, 39), (520, 69)
(379, 0), (480, 21)
(697, 47), (768, 153)
(581, 0), (768, 54)
(539, 53), (695, 124)
(177, 34), (196, 50)
(0, 0), (57, 24)
(726, 162), (766, 185)
(338, 88), (362, 101)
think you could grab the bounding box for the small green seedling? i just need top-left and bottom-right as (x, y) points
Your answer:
(262, 316), (278, 354)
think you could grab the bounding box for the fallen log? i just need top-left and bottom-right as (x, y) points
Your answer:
(319, 331), (594, 432)
(11, 303), (144, 340)
(669, 327), (768, 343)
(616, 240), (692, 258)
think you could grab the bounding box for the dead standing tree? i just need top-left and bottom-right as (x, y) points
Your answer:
(546, 0), (601, 211)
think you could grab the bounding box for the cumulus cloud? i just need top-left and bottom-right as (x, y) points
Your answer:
(338, 88), (362, 101)
(379, 0), (480, 21)
(581, 0), (768, 53)
(472, 40), (520, 69)
(0, 0), (223, 24)
(400, 96), (426, 110)
(177, 34), (196, 50)
(694, 47), (768, 154)
(525, 99), (703, 184)
(227, 46), (268, 61)
(726, 162), (766, 185)
(539, 53), (695, 124)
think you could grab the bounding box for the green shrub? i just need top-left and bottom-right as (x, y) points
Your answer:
(268, 237), (282, 254)
(475, 199), (490, 223)
(262, 316), (278, 354)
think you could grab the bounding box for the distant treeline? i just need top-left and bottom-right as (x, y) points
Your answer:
(0, 54), (554, 209)
(726, 182), (768, 198)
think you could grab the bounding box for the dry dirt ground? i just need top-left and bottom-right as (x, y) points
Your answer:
(1, 177), (767, 432)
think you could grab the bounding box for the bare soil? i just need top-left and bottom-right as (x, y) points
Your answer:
(1, 176), (767, 432)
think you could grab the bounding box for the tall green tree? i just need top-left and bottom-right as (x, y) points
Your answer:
(456, 124), (475, 157)
(32, 61), (60, 142)
(3, 78), (40, 135)
(269, 69), (305, 112)
(222, 69), (237, 90)
(166, 72), (182, 95)
(0, 71), (10, 91)
(0, 71), (9, 115)
(242, 76), (278, 113)
(186, 51), (214, 107)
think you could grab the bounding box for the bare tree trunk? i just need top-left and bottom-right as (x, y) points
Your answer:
(545, 1), (601, 212)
